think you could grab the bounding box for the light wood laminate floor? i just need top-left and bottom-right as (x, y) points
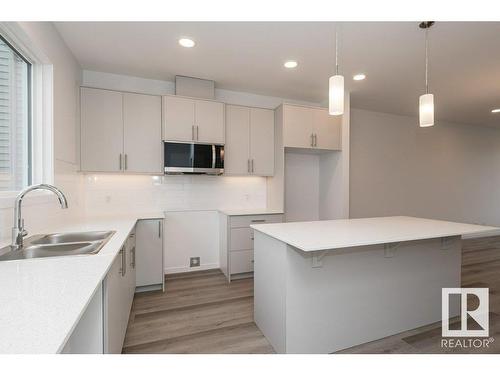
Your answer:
(122, 269), (274, 353)
(123, 236), (500, 354)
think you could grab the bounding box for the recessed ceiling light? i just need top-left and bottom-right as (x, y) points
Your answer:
(284, 61), (298, 69)
(353, 73), (366, 81)
(179, 38), (196, 48)
(492, 108), (500, 113)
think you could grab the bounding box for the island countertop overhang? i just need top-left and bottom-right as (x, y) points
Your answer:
(250, 216), (500, 252)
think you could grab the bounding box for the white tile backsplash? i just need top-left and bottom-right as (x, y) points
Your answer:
(82, 174), (267, 215)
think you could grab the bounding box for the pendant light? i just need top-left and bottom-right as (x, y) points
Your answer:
(419, 21), (435, 127)
(329, 25), (344, 116)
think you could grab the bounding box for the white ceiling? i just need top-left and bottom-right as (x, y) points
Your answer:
(54, 21), (500, 127)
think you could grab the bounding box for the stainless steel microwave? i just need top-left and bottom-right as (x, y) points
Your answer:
(164, 142), (224, 175)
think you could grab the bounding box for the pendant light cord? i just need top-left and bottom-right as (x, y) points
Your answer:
(335, 25), (339, 75)
(425, 27), (429, 94)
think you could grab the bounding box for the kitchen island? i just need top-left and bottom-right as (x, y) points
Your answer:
(251, 216), (499, 354)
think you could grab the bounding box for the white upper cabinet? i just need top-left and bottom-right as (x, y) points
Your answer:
(163, 95), (225, 144)
(250, 108), (274, 176)
(225, 105), (250, 175)
(80, 87), (163, 173)
(123, 93), (162, 173)
(282, 104), (342, 151)
(162, 96), (195, 142)
(313, 109), (341, 150)
(81, 88), (124, 172)
(283, 105), (314, 149)
(225, 105), (274, 176)
(195, 100), (225, 143)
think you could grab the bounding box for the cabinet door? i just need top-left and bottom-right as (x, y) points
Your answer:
(195, 100), (225, 143)
(225, 105), (250, 175)
(250, 108), (274, 176)
(163, 96), (195, 142)
(123, 93), (162, 173)
(136, 219), (164, 288)
(104, 250), (127, 354)
(230, 249), (254, 274)
(313, 109), (342, 150)
(283, 105), (314, 149)
(81, 87), (124, 172)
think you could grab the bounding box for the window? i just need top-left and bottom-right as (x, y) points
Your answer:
(0, 35), (31, 191)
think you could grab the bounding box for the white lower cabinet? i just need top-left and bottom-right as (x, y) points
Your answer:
(62, 220), (163, 354)
(230, 250), (254, 274)
(61, 285), (104, 354)
(135, 219), (164, 292)
(104, 230), (136, 354)
(219, 213), (283, 282)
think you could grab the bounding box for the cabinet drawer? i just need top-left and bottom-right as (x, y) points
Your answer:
(230, 227), (253, 251)
(230, 214), (283, 228)
(230, 250), (254, 274)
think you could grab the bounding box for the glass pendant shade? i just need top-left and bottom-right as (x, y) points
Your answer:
(329, 74), (344, 115)
(419, 93), (434, 127)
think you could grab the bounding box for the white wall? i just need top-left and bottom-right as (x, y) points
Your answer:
(81, 70), (321, 273)
(0, 22), (82, 246)
(284, 152), (320, 222)
(350, 108), (500, 226)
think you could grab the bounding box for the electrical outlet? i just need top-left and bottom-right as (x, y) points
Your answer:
(190, 257), (200, 267)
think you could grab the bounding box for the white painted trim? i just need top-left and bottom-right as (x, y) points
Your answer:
(32, 63), (54, 185)
(0, 22), (55, 188)
(164, 263), (219, 274)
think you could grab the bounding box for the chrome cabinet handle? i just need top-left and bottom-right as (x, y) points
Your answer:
(119, 154), (122, 170)
(196, 126), (199, 140)
(310, 134), (314, 147)
(247, 159), (250, 173)
(192, 125), (195, 140)
(251, 159), (254, 173)
(119, 247), (126, 276)
(251, 219), (266, 223)
(158, 220), (162, 238)
(123, 247), (127, 276)
(131, 246), (136, 268)
(124, 154), (128, 170)
(314, 134), (317, 147)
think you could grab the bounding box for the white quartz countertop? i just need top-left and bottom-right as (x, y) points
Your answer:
(218, 209), (284, 216)
(0, 212), (164, 354)
(251, 216), (500, 252)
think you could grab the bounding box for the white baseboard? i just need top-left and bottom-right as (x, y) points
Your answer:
(164, 262), (219, 274)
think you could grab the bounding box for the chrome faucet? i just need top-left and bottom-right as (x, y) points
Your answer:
(11, 184), (68, 250)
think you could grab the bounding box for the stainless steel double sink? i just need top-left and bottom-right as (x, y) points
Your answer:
(0, 230), (115, 261)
